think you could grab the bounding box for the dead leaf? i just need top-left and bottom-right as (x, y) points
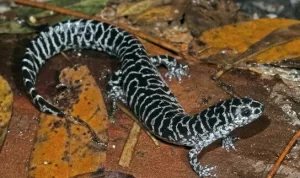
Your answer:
(0, 75), (13, 149)
(116, 0), (172, 17)
(29, 65), (108, 178)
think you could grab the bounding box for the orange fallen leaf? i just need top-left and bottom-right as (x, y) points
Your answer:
(198, 18), (300, 64)
(29, 65), (108, 178)
(0, 75), (13, 149)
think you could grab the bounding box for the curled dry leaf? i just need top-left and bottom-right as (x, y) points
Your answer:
(0, 75), (13, 148)
(29, 65), (108, 178)
(116, 0), (154, 17)
(164, 29), (193, 43)
(116, 0), (172, 17)
(132, 5), (179, 25)
(186, 0), (250, 37)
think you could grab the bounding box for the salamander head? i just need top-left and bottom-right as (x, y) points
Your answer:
(195, 97), (264, 133)
(193, 98), (264, 137)
(226, 98), (264, 127)
(188, 98), (263, 148)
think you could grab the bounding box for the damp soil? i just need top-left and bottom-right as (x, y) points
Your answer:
(0, 34), (299, 178)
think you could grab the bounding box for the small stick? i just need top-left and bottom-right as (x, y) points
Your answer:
(267, 130), (300, 178)
(61, 52), (70, 61)
(118, 122), (141, 167)
(145, 130), (160, 147)
(116, 102), (160, 166)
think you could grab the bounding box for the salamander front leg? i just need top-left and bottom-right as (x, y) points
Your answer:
(107, 70), (126, 112)
(222, 134), (239, 152)
(149, 55), (189, 82)
(189, 145), (216, 177)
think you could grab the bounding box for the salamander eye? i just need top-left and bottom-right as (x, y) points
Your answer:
(241, 108), (251, 117)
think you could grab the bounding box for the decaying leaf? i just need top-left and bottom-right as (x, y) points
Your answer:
(116, 0), (155, 17)
(116, 0), (172, 17)
(163, 29), (193, 43)
(29, 65), (108, 178)
(0, 75), (13, 149)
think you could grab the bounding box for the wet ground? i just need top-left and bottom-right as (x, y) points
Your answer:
(0, 34), (299, 178)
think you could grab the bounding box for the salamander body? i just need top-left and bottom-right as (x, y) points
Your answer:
(22, 19), (264, 177)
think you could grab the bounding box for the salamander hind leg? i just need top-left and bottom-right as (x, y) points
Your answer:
(149, 55), (189, 82)
(107, 70), (127, 112)
(189, 146), (216, 177)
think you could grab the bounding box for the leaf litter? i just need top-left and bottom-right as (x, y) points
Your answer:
(1, 0), (300, 177)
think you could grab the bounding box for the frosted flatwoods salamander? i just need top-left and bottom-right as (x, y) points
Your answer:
(22, 19), (264, 177)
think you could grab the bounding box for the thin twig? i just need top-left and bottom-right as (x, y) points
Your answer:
(145, 129), (160, 146)
(117, 102), (160, 167)
(267, 130), (300, 178)
(118, 122), (141, 167)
